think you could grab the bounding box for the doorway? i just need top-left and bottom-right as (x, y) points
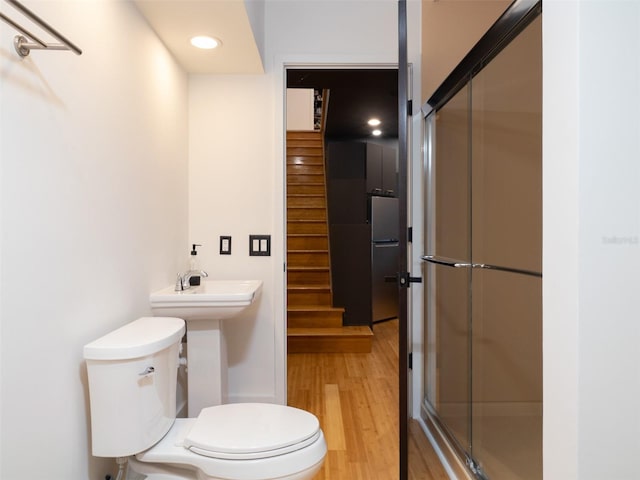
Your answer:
(284, 67), (400, 339)
(284, 66), (405, 477)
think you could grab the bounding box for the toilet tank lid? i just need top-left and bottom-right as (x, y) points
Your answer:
(84, 317), (185, 360)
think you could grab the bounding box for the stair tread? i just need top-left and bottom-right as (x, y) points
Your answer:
(287, 265), (330, 270)
(287, 327), (373, 336)
(287, 205), (325, 209)
(288, 233), (327, 237)
(288, 305), (345, 312)
(288, 284), (331, 290)
(288, 249), (328, 253)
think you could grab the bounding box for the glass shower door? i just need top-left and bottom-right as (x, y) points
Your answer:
(422, 11), (542, 480)
(469, 15), (542, 480)
(423, 82), (472, 454)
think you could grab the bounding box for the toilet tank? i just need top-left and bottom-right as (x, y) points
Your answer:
(84, 317), (185, 458)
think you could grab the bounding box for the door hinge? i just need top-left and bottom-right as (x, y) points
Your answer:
(408, 352), (413, 369)
(408, 226), (413, 243)
(398, 272), (422, 288)
(407, 99), (413, 116)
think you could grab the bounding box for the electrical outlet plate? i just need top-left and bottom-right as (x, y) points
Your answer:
(249, 235), (270, 256)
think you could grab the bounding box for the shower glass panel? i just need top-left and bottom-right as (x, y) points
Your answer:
(470, 15), (542, 479)
(470, 270), (542, 479)
(422, 11), (541, 480)
(424, 83), (471, 452)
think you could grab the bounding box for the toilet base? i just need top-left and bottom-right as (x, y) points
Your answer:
(128, 418), (326, 480)
(128, 456), (325, 480)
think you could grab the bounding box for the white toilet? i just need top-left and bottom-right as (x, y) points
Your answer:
(84, 317), (326, 480)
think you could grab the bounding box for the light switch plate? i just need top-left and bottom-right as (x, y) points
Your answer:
(249, 235), (270, 256)
(220, 236), (232, 255)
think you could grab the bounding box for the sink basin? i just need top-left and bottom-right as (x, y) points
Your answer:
(150, 280), (262, 320)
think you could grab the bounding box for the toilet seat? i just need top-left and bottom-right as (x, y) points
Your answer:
(134, 405), (327, 480)
(184, 403), (322, 460)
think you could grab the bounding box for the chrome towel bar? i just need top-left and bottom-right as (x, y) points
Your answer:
(0, 0), (82, 57)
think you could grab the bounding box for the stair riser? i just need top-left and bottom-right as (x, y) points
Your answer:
(287, 236), (328, 250)
(287, 311), (343, 328)
(287, 131), (321, 140)
(287, 270), (330, 285)
(287, 336), (372, 354)
(287, 155), (323, 166)
(287, 208), (326, 221)
(287, 174), (324, 184)
(287, 139), (323, 148)
(288, 222), (328, 234)
(288, 291), (332, 306)
(287, 147), (322, 156)
(288, 185), (325, 195)
(287, 196), (326, 208)
(287, 164), (324, 175)
(288, 251), (329, 267)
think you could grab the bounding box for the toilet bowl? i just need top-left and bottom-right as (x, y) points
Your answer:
(132, 403), (326, 480)
(83, 317), (326, 480)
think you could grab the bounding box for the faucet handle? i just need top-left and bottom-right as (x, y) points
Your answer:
(174, 273), (184, 291)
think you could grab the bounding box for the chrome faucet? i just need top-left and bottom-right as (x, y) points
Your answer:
(174, 270), (209, 291)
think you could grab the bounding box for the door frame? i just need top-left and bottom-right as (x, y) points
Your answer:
(275, 58), (400, 404)
(398, 2), (409, 478)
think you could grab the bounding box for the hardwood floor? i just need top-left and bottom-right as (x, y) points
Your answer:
(287, 319), (449, 480)
(409, 420), (451, 480)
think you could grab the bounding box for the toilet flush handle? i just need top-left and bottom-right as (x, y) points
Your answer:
(139, 366), (155, 376)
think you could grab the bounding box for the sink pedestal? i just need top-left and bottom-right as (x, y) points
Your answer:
(149, 280), (262, 417)
(186, 319), (227, 416)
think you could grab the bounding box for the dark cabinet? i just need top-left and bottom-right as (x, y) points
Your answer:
(366, 143), (398, 196)
(382, 145), (398, 196)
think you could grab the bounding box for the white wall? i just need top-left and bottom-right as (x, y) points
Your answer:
(189, 74), (278, 402)
(286, 88), (315, 131)
(576, 6), (640, 476)
(187, 0), (401, 404)
(544, 1), (640, 479)
(0, 1), (188, 478)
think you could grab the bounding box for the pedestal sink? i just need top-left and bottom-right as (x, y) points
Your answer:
(150, 280), (262, 415)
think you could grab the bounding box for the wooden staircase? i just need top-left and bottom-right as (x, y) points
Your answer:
(286, 130), (373, 353)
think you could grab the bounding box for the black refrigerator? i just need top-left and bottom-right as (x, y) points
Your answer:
(369, 196), (399, 322)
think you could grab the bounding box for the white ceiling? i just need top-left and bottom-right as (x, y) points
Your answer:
(133, 0), (264, 74)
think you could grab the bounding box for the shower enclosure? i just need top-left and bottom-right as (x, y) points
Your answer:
(420, 4), (541, 479)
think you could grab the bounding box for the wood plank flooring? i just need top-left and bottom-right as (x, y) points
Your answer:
(287, 319), (449, 479)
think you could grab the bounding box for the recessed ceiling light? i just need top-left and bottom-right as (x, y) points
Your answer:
(372, 129), (382, 136)
(368, 118), (381, 126)
(190, 36), (222, 50)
